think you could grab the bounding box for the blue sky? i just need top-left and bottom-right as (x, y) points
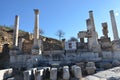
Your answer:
(0, 0), (120, 40)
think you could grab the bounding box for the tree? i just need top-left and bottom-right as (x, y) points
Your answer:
(69, 37), (78, 42)
(56, 30), (65, 40)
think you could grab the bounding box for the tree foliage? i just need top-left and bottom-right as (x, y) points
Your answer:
(69, 37), (78, 41)
(39, 29), (44, 35)
(56, 30), (65, 40)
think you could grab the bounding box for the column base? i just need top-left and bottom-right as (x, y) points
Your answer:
(31, 47), (42, 55)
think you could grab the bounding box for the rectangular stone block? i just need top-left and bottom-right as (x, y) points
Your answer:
(35, 69), (43, 80)
(50, 68), (57, 80)
(23, 70), (32, 80)
(63, 66), (70, 80)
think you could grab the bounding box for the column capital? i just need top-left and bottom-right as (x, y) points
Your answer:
(34, 9), (39, 14)
(110, 10), (114, 13)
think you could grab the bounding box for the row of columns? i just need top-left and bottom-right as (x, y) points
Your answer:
(12, 9), (42, 55)
(23, 65), (82, 80)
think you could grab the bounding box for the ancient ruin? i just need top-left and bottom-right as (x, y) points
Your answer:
(0, 9), (120, 80)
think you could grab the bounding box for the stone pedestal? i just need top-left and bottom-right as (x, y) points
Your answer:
(35, 69), (43, 80)
(9, 46), (21, 63)
(63, 66), (70, 80)
(23, 70), (32, 80)
(31, 48), (42, 55)
(86, 62), (96, 75)
(71, 65), (82, 79)
(50, 68), (57, 80)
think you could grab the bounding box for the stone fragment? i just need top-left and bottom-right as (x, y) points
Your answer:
(71, 65), (82, 79)
(86, 62), (96, 75)
(35, 69), (43, 80)
(23, 70), (32, 80)
(63, 66), (70, 80)
(50, 68), (57, 80)
(7, 77), (15, 80)
(112, 60), (120, 67)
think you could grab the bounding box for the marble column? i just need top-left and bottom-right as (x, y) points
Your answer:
(110, 10), (119, 40)
(86, 11), (101, 52)
(18, 38), (25, 50)
(13, 15), (19, 46)
(32, 9), (42, 55)
(89, 11), (95, 31)
(34, 9), (39, 47)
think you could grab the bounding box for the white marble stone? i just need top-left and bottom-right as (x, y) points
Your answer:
(63, 66), (70, 80)
(110, 10), (119, 40)
(35, 69), (43, 80)
(71, 65), (82, 79)
(102, 51), (112, 59)
(50, 68), (57, 80)
(13, 15), (19, 46)
(86, 62), (96, 75)
(113, 51), (120, 60)
(23, 70), (32, 80)
(0, 68), (13, 80)
(7, 77), (15, 80)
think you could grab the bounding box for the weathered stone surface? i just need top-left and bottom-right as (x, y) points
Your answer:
(30, 68), (37, 80)
(63, 66), (70, 80)
(50, 68), (57, 80)
(80, 52), (100, 61)
(32, 9), (42, 55)
(86, 62), (96, 74)
(113, 51), (120, 60)
(112, 40), (120, 51)
(100, 62), (112, 69)
(110, 10), (119, 40)
(13, 15), (19, 46)
(84, 76), (107, 80)
(7, 77), (15, 80)
(102, 22), (108, 38)
(112, 60), (120, 67)
(23, 70), (32, 80)
(71, 65), (82, 79)
(102, 51), (112, 59)
(35, 69), (43, 80)
(0, 68), (13, 80)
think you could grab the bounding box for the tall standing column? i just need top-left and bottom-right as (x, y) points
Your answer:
(13, 15), (19, 47)
(89, 11), (95, 31)
(32, 9), (42, 55)
(110, 10), (119, 40)
(34, 9), (39, 47)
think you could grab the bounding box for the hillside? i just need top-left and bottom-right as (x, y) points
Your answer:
(0, 25), (63, 69)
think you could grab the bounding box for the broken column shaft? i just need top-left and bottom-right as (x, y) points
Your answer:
(110, 10), (119, 40)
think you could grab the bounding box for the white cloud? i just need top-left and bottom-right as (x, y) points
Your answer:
(115, 12), (119, 16)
